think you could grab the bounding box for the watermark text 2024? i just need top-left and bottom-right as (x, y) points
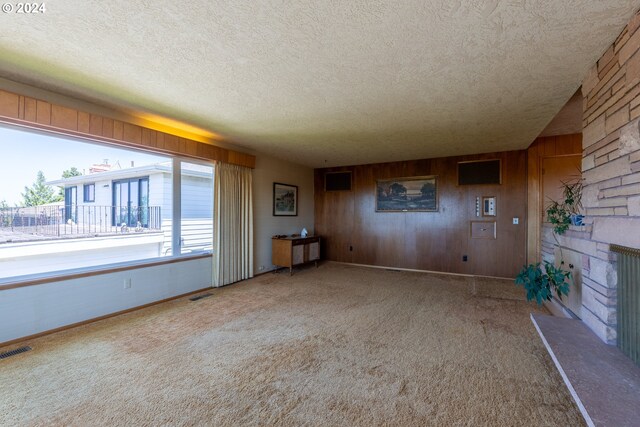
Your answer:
(2, 3), (46, 13)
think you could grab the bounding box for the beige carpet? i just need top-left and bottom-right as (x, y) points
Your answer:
(0, 263), (584, 426)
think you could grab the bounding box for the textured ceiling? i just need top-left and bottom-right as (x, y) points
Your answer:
(0, 1), (637, 167)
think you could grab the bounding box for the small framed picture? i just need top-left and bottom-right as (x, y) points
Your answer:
(482, 196), (496, 216)
(273, 182), (298, 216)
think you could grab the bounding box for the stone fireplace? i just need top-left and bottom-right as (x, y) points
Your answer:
(563, 11), (640, 344)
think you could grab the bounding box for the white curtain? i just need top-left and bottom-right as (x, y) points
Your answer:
(212, 162), (254, 287)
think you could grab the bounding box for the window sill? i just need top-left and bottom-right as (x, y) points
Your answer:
(0, 253), (212, 290)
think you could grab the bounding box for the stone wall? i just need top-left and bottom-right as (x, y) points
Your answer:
(577, 11), (640, 343)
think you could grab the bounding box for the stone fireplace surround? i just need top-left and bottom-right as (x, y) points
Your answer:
(554, 11), (640, 344)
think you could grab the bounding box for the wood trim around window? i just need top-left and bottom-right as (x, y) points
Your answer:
(0, 253), (211, 291)
(0, 89), (255, 168)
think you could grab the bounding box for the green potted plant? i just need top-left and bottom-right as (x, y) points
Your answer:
(515, 261), (571, 305)
(546, 178), (583, 235)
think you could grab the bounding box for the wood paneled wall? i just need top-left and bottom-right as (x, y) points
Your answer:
(0, 89), (255, 168)
(526, 134), (582, 264)
(315, 151), (528, 278)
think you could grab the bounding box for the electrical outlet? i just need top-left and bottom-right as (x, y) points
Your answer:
(463, 255), (468, 262)
(259, 265), (265, 271)
(513, 217), (519, 225)
(124, 278), (131, 289)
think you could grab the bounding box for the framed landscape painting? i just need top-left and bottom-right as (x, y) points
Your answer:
(375, 175), (438, 212)
(273, 182), (298, 216)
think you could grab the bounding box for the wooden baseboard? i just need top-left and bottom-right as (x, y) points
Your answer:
(329, 261), (514, 281)
(0, 286), (212, 348)
(252, 268), (275, 277)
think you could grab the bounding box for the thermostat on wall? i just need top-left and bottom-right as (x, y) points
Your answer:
(482, 196), (496, 216)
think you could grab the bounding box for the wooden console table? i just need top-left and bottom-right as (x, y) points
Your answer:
(272, 236), (320, 275)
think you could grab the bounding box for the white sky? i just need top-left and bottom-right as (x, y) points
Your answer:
(0, 124), (167, 206)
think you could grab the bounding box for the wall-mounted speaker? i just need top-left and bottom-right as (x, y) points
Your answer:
(324, 171), (352, 191)
(457, 159), (501, 185)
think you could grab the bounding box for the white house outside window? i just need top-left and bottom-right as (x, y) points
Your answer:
(0, 124), (214, 281)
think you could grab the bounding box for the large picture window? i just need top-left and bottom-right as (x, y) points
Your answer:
(0, 124), (213, 281)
